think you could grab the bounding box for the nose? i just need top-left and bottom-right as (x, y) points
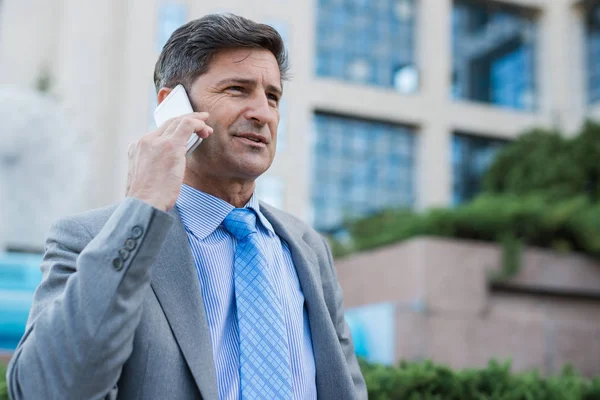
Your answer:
(243, 93), (276, 126)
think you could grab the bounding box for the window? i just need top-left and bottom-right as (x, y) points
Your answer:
(266, 21), (290, 150)
(150, 4), (187, 127)
(452, 1), (537, 110)
(586, 1), (600, 104)
(452, 133), (507, 205)
(315, 0), (418, 92)
(256, 175), (285, 210)
(156, 3), (187, 53)
(312, 113), (416, 232)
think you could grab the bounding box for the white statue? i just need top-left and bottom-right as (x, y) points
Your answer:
(0, 86), (89, 252)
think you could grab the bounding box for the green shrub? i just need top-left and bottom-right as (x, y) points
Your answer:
(360, 358), (600, 400)
(331, 121), (600, 261)
(333, 194), (600, 261)
(0, 363), (7, 400)
(484, 120), (600, 202)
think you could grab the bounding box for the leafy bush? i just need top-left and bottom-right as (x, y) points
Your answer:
(332, 121), (600, 260)
(0, 363), (7, 400)
(484, 120), (600, 202)
(333, 194), (600, 260)
(360, 358), (600, 400)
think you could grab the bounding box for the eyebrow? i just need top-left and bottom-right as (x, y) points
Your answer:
(216, 78), (283, 97)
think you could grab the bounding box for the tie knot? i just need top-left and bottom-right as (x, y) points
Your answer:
(222, 208), (257, 240)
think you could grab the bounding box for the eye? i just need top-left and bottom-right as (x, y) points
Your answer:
(227, 86), (245, 93)
(267, 93), (280, 104)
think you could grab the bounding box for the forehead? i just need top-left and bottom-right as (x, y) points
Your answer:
(203, 48), (281, 88)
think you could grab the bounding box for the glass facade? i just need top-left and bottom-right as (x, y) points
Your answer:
(155, 3), (187, 53)
(312, 113), (416, 232)
(315, 0), (418, 92)
(586, 1), (600, 104)
(266, 21), (290, 151)
(452, 133), (506, 205)
(452, 0), (537, 110)
(149, 4), (188, 128)
(256, 175), (285, 210)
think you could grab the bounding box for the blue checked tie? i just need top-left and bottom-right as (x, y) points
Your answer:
(222, 208), (293, 400)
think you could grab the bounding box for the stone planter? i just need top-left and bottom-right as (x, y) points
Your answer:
(336, 237), (600, 376)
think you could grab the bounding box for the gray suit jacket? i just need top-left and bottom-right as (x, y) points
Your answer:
(7, 198), (367, 400)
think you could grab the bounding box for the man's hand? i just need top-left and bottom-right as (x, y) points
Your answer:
(126, 112), (213, 212)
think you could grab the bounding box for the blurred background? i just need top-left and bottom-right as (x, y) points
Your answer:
(1, 0), (600, 394)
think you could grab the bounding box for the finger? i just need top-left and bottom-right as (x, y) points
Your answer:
(170, 117), (210, 144)
(159, 112), (209, 137)
(159, 118), (180, 137)
(191, 111), (210, 120)
(196, 125), (213, 140)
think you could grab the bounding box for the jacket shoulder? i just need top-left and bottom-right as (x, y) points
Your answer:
(53, 202), (120, 238)
(258, 201), (328, 251)
(259, 202), (317, 235)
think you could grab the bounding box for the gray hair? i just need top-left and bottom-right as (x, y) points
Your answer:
(153, 13), (289, 91)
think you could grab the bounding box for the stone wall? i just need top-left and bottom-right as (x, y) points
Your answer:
(336, 237), (600, 376)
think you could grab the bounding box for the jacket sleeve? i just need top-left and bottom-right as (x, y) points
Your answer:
(320, 236), (368, 400)
(6, 198), (173, 400)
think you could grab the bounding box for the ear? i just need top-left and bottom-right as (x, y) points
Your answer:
(157, 87), (173, 105)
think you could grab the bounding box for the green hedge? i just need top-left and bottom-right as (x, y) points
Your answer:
(330, 120), (600, 260)
(6, 359), (600, 399)
(360, 358), (600, 400)
(332, 194), (600, 260)
(0, 363), (7, 400)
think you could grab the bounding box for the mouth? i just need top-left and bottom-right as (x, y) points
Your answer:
(233, 132), (268, 147)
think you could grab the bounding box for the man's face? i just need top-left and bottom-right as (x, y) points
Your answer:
(187, 48), (282, 181)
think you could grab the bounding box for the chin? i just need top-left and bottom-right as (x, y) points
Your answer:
(234, 160), (271, 180)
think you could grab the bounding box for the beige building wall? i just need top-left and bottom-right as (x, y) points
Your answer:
(0, 0), (598, 225)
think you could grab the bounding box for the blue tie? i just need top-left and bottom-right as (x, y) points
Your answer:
(222, 208), (293, 400)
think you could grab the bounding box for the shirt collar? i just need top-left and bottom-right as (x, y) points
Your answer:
(175, 184), (275, 240)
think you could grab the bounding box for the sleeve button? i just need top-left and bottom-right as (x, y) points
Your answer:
(118, 249), (130, 261)
(124, 239), (137, 251)
(112, 258), (124, 271)
(131, 226), (144, 239)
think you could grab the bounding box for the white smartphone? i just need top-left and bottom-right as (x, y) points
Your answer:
(153, 84), (202, 157)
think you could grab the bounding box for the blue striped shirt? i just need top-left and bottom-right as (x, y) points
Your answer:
(175, 184), (317, 400)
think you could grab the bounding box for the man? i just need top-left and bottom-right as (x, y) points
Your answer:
(6, 13), (367, 400)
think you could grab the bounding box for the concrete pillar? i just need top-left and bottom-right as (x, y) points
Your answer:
(415, 0), (453, 209)
(54, 0), (126, 209)
(112, 0), (161, 201)
(0, 0), (61, 90)
(537, 0), (584, 135)
(567, 2), (594, 131)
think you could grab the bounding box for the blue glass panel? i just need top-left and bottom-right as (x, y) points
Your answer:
(0, 252), (43, 351)
(452, 1), (537, 111)
(265, 21), (291, 151)
(315, 0), (416, 90)
(311, 113), (415, 232)
(452, 133), (507, 205)
(156, 3), (188, 53)
(586, 2), (600, 104)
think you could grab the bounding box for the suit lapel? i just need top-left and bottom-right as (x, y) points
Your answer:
(150, 207), (219, 400)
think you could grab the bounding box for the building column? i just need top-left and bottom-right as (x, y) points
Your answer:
(537, 0), (585, 135)
(0, 0), (61, 89)
(415, 0), (453, 209)
(54, 0), (126, 209)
